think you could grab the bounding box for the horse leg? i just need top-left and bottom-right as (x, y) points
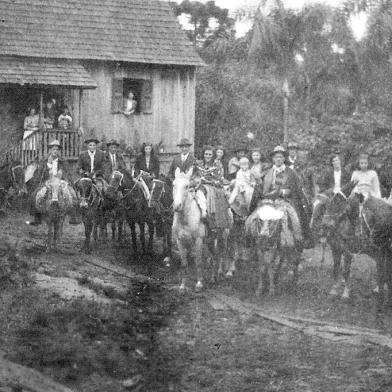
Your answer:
(329, 244), (343, 296)
(147, 220), (154, 254)
(163, 221), (173, 267)
(268, 248), (279, 296)
(376, 249), (386, 310)
(46, 221), (52, 253)
(341, 251), (353, 300)
(320, 237), (327, 264)
(255, 245), (266, 297)
(111, 220), (116, 241)
(83, 219), (93, 254)
(53, 219), (59, 251)
(195, 237), (204, 291)
(177, 238), (188, 292)
(128, 219), (138, 257)
(139, 221), (146, 254)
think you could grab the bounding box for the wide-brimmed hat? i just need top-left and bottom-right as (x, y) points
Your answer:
(270, 145), (288, 158)
(177, 138), (192, 147)
(84, 137), (100, 144)
(287, 142), (299, 149)
(107, 139), (120, 147)
(48, 140), (62, 149)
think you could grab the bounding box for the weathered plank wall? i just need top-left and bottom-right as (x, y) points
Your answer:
(81, 61), (196, 160)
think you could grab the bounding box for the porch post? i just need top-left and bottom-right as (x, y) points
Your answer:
(78, 89), (83, 129)
(39, 91), (44, 159)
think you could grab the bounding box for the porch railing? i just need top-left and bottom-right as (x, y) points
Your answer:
(8, 129), (82, 167)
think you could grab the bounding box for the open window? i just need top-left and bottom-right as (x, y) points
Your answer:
(111, 78), (153, 115)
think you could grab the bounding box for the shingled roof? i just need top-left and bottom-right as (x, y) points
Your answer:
(0, 0), (204, 67)
(0, 56), (97, 88)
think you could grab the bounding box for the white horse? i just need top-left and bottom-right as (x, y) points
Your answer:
(172, 167), (206, 291)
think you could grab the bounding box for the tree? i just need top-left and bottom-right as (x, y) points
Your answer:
(172, 0), (234, 47)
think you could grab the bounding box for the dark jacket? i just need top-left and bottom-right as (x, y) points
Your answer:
(168, 153), (196, 180)
(317, 168), (351, 194)
(134, 154), (160, 178)
(104, 152), (127, 175)
(77, 149), (106, 178)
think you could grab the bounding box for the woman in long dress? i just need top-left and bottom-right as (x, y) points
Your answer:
(351, 153), (381, 198)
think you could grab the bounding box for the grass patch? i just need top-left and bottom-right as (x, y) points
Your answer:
(9, 281), (187, 391)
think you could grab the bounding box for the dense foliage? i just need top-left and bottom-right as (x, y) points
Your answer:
(175, 0), (392, 169)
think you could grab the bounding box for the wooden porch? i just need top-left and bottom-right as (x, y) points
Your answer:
(7, 128), (82, 167)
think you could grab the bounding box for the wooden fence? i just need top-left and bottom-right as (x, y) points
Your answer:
(7, 129), (81, 167)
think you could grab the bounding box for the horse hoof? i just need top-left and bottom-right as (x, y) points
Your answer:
(225, 270), (234, 278)
(163, 257), (171, 268)
(195, 281), (204, 292)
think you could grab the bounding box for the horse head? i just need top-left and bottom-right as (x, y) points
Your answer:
(320, 192), (349, 235)
(172, 167), (193, 213)
(246, 201), (283, 245)
(105, 171), (124, 204)
(75, 177), (94, 209)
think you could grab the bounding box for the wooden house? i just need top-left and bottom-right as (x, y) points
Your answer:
(0, 0), (203, 173)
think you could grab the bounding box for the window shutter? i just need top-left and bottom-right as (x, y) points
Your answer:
(140, 80), (153, 114)
(111, 77), (124, 114)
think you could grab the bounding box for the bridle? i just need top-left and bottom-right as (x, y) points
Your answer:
(75, 177), (98, 207)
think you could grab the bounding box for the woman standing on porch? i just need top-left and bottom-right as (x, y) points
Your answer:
(23, 107), (40, 151)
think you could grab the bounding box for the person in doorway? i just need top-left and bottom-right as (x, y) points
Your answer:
(168, 138), (196, 181)
(43, 100), (56, 129)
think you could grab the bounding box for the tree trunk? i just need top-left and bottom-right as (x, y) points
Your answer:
(282, 78), (289, 144)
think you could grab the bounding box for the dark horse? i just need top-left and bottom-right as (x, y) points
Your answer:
(103, 171), (126, 242)
(74, 177), (102, 254)
(310, 182), (392, 309)
(0, 160), (26, 212)
(148, 177), (173, 265)
(121, 173), (154, 257)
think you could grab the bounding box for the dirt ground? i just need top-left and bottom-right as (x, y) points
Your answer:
(2, 211), (392, 392)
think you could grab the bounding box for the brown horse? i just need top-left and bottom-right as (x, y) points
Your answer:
(103, 171), (126, 242)
(35, 176), (74, 252)
(121, 173), (154, 257)
(74, 177), (102, 254)
(245, 200), (302, 296)
(148, 177), (173, 265)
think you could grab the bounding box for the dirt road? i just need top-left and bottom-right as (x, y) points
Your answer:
(1, 212), (392, 391)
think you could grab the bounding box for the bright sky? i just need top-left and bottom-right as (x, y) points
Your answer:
(171, 0), (367, 39)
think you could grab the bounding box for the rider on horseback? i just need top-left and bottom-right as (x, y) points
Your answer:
(261, 145), (311, 250)
(27, 140), (77, 225)
(77, 137), (107, 195)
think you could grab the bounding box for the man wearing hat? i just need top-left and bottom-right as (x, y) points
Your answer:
(104, 139), (126, 179)
(78, 137), (106, 179)
(27, 140), (76, 225)
(168, 138), (196, 180)
(262, 146), (312, 249)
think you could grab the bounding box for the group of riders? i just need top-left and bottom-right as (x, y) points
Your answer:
(25, 134), (384, 256)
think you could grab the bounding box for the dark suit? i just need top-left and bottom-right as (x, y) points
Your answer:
(77, 149), (106, 178)
(104, 152), (127, 173)
(168, 153), (196, 180)
(134, 154), (160, 178)
(263, 166), (312, 246)
(317, 168), (351, 194)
